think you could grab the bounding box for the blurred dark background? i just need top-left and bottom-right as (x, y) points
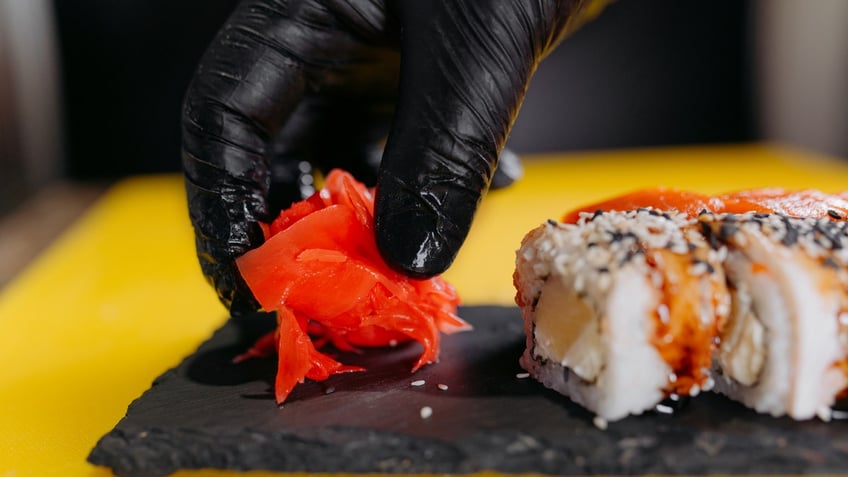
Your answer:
(51, 0), (239, 178)
(1, 0), (847, 213)
(509, 0), (756, 153)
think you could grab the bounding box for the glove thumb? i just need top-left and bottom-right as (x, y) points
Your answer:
(375, 0), (581, 276)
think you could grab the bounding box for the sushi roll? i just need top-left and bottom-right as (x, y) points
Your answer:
(514, 209), (729, 423)
(699, 212), (848, 420)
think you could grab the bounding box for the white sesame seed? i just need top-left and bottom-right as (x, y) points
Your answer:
(516, 372), (530, 379)
(437, 384), (449, 391)
(817, 406), (832, 422)
(410, 380), (426, 387)
(420, 406), (433, 419)
(657, 304), (670, 324)
(689, 384), (701, 397)
(690, 261), (708, 276)
(593, 416), (608, 430)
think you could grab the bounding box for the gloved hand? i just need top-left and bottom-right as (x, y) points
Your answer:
(182, 0), (605, 314)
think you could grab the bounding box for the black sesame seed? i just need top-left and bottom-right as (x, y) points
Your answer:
(814, 221), (842, 250)
(598, 266), (610, 273)
(828, 209), (842, 220)
(823, 257), (839, 269)
(691, 259), (704, 271)
(781, 217), (798, 246)
(719, 223), (738, 239)
(754, 213), (770, 219)
(546, 219), (558, 226)
(621, 248), (644, 265)
(700, 221), (723, 249)
(592, 210), (604, 219)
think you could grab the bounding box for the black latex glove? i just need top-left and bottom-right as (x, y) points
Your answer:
(182, 0), (601, 314)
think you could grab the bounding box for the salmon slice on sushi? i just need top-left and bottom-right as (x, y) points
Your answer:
(514, 209), (729, 423)
(699, 212), (848, 420)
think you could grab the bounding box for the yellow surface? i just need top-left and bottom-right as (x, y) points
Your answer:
(2, 143), (848, 476)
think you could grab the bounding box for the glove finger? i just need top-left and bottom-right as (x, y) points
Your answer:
(182, 0), (313, 312)
(375, 0), (576, 277)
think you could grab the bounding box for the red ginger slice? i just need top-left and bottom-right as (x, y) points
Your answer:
(236, 169), (468, 403)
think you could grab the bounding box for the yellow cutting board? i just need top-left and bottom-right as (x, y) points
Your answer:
(2, 143), (848, 476)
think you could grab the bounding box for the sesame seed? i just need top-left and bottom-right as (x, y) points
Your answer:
(690, 260), (708, 276)
(593, 416), (608, 430)
(781, 224), (798, 246)
(719, 222), (737, 239)
(516, 372), (530, 379)
(689, 384), (701, 397)
(420, 406), (433, 419)
(411, 380), (426, 387)
(657, 304), (670, 324)
(828, 209), (842, 219)
(437, 384), (449, 391)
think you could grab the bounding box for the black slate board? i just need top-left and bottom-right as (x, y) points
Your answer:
(90, 306), (848, 477)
